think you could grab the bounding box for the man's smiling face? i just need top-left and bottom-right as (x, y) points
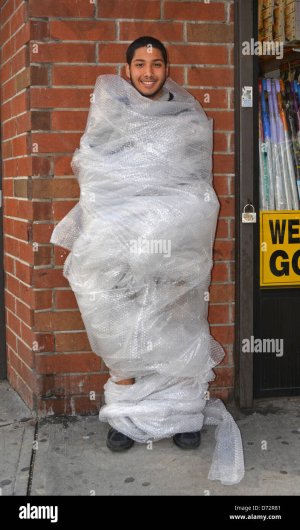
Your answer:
(125, 46), (169, 100)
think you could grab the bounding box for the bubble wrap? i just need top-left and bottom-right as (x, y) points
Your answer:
(50, 75), (244, 485)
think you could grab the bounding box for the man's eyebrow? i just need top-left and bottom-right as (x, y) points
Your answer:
(133, 58), (164, 62)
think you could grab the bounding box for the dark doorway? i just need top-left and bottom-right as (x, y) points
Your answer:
(253, 0), (300, 398)
(235, 0), (300, 406)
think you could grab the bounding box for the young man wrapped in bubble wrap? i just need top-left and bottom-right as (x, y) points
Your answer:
(50, 36), (244, 485)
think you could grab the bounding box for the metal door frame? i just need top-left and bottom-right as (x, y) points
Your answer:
(234, 0), (257, 409)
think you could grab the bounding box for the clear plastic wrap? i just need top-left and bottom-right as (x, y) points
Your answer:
(50, 75), (244, 485)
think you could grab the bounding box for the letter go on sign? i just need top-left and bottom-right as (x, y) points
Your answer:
(260, 210), (300, 287)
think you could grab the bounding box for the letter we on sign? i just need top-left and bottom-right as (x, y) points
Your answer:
(260, 210), (300, 287)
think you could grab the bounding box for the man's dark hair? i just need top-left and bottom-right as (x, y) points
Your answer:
(126, 36), (168, 65)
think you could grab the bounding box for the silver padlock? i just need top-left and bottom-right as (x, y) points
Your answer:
(242, 203), (256, 223)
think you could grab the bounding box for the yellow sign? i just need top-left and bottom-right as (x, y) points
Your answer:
(260, 210), (300, 287)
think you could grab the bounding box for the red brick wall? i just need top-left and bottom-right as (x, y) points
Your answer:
(0, 0), (235, 414)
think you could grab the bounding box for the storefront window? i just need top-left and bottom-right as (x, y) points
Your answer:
(258, 0), (300, 287)
(258, 0), (300, 211)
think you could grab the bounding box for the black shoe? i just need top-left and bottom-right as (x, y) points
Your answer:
(106, 428), (134, 452)
(173, 431), (201, 450)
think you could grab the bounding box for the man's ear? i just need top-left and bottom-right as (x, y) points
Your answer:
(125, 63), (130, 79)
(166, 63), (170, 77)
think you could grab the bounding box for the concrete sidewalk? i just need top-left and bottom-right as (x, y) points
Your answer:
(1, 380), (299, 496)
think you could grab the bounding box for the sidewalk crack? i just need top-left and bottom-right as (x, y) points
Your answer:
(26, 420), (38, 496)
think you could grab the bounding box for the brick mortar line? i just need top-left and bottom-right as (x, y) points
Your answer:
(0, 1), (27, 32)
(0, 43), (29, 69)
(4, 252), (51, 267)
(1, 110), (28, 125)
(4, 270), (37, 287)
(1, 65), (29, 83)
(225, 0), (232, 24)
(6, 296), (81, 310)
(3, 214), (50, 221)
(208, 302), (234, 305)
(34, 350), (98, 358)
(2, 110), (30, 124)
(210, 323), (235, 327)
(5, 327), (37, 354)
(34, 307), (81, 312)
(27, 17), (230, 22)
(5, 337), (35, 373)
(1, 86), (27, 106)
(53, 330), (89, 333)
(5, 324), (43, 346)
(185, 85), (234, 89)
(1, 19), (29, 50)
(5, 284), (55, 295)
(7, 364), (34, 394)
(2, 131), (28, 141)
(30, 40), (232, 44)
(1, 154), (45, 159)
(28, 60), (235, 65)
(4, 198), (53, 202)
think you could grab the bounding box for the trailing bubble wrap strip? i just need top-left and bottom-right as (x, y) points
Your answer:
(50, 75), (244, 485)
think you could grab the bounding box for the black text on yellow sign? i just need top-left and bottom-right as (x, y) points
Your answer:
(260, 210), (300, 287)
